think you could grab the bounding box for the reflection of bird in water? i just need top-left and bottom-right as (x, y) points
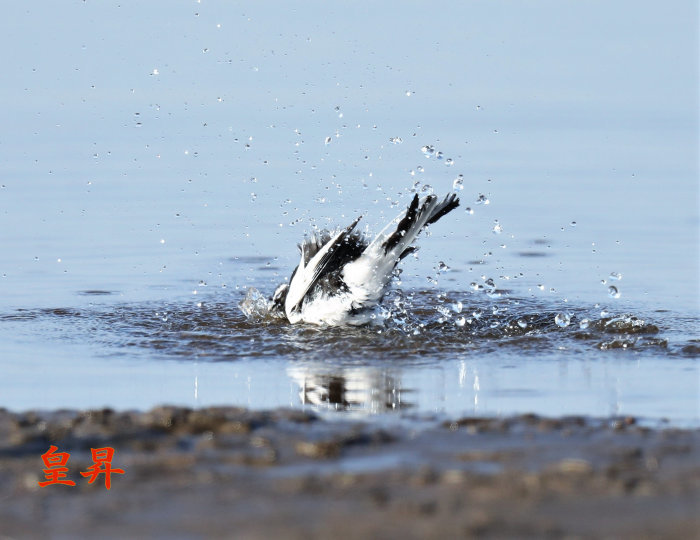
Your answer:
(287, 366), (412, 413)
(271, 192), (460, 325)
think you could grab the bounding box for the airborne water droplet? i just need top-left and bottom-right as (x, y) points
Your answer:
(455, 316), (466, 327)
(324, 136), (332, 145)
(579, 318), (590, 329)
(453, 175), (464, 190)
(608, 285), (621, 299)
(421, 145), (435, 157)
(476, 194), (489, 205)
(609, 272), (622, 281)
(555, 312), (571, 327)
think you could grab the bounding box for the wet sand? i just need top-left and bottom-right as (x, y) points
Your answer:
(1, 406), (698, 539)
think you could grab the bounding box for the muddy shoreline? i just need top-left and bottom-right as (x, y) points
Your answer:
(1, 406), (698, 539)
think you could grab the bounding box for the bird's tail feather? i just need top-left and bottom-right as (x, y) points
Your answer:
(378, 192), (459, 259)
(344, 193), (459, 304)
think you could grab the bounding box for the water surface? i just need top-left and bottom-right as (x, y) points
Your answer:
(0, 1), (697, 425)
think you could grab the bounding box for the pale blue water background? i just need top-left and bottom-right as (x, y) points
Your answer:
(1, 1), (698, 424)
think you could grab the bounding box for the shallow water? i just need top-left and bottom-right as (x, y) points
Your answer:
(0, 2), (698, 425)
(1, 261), (697, 425)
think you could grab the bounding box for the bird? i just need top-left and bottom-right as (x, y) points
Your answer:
(269, 191), (460, 326)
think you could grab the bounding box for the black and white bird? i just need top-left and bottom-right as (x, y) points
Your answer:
(270, 192), (460, 326)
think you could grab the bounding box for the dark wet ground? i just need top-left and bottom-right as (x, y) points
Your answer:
(1, 406), (698, 539)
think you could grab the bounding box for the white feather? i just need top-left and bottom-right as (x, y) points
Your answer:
(281, 193), (458, 326)
(284, 227), (348, 323)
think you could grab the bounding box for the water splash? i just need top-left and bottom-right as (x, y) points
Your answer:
(238, 287), (272, 320)
(555, 312), (571, 328)
(608, 286), (621, 299)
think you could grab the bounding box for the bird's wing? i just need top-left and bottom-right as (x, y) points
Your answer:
(285, 216), (362, 315)
(343, 193), (460, 304)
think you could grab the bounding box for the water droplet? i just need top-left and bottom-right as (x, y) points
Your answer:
(389, 136), (403, 144)
(517, 319), (528, 329)
(555, 312), (571, 327)
(465, 207), (473, 215)
(324, 136), (332, 145)
(579, 318), (590, 329)
(436, 151), (443, 160)
(445, 158), (454, 166)
(416, 165), (424, 173)
(537, 284), (545, 291)
(452, 301), (463, 313)
(455, 316), (466, 327)
(437, 305), (452, 318)
(453, 175), (464, 190)
(609, 272), (622, 281)
(405, 90), (413, 96)
(476, 194), (489, 205)
(608, 285), (621, 299)
(492, 221), (503, 234)
(437, 261), (450, 273)
(570, 221), (577, 227)
(250, 192), (257, 201)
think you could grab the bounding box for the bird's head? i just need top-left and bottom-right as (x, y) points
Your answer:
(270, 282), (289, 318)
